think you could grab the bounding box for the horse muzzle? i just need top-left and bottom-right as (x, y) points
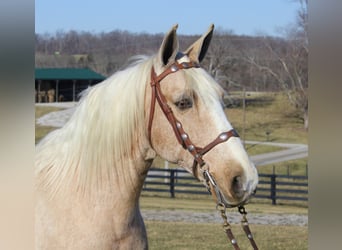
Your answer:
(205, 170), (258, 208)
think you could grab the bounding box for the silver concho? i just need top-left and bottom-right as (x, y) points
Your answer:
(176, 122), (182, 129)
(181, 133), (188, 140)
(219, 133), (228, 141)
(170, 65), (178, 72)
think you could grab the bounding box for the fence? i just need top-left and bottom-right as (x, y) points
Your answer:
(143, 168), (209, 198)
(256, 173), (308, 205)
(142, 168), (308, 205)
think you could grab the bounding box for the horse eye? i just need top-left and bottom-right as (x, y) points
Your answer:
(174, 98), (193, 110)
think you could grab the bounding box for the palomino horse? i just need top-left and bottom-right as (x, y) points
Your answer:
(35, 24), (258, 249)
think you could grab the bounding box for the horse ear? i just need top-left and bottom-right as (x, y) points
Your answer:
(157, 24), (179, 67)
(184, 24), (214, 63)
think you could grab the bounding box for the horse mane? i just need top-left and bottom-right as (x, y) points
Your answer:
(35, 55), (224, 198)
(36, 56), (154, 197)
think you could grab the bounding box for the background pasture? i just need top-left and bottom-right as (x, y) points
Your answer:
(145, 222), (307, 250)
(140, 196), (307, 250)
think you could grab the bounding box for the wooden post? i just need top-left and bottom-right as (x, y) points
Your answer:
(270, 174), (277, 205)
(170, 169), (175, 198)
(72, 80), (76, 102)
(164, 161), (169, 183)
(56, 80), (59, 102)
(38, 80), (41, 103)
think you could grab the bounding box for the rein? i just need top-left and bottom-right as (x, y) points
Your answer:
(148, 60), (258, 249)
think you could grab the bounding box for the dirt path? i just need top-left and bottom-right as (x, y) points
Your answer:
(248, 140), (308, 166)
(36, 102), (77, 127)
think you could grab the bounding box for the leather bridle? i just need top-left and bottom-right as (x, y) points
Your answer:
(147, 60), (258, 249)
(148, 60), (239, 190)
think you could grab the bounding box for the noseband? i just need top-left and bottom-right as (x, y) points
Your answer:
(148, 60), (239, 204)
(147, 60), (258, 250)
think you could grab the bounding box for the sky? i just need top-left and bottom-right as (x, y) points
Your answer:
(35, 0), (300, 36)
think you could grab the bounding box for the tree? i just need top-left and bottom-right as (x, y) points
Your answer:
(245, 0), (308, 129)
(203, 29), (251, 92)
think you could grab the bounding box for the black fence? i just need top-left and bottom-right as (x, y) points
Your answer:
(143, 168), (209, 198)
(256, 173), (308, 205)
(142, 168), (308, 205)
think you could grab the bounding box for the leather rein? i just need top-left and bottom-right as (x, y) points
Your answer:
(148, 60), (258, 250)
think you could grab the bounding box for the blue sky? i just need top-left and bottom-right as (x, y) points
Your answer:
(35, 0), (300, 36)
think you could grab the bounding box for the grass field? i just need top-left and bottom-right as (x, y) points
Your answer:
(140, 196), (307, 249)
(226, 92), (307, 144)
(140, 196), (308, 214)
(145, 221), (307, 250)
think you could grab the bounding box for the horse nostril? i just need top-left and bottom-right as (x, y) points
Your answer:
(232, 176), (244, 198)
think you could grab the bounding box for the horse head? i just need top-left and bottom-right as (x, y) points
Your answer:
(146, 24), (258, 207)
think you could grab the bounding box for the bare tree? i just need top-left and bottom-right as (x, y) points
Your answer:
(245, 0), (308, 129)
(203, 29), (250, 92)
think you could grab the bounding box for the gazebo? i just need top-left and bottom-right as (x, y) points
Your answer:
(35, 68), (105, 102)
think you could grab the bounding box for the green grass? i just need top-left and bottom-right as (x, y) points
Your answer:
(245, 143), (286, 156)
(258, 158), (308, 175)
(141, 196), (307, 249)
(140, 196), (308, 215)
(145, 221), (307, 250)
(226, 93), (307, 144)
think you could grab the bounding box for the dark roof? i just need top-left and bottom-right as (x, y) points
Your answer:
(35, 68), (105, 80)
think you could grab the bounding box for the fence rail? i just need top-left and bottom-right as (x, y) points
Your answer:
(255, 173), (307, 205)
(142, 168), (308, 205)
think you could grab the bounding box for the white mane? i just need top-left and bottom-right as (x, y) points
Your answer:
(36, 56), (153, 196)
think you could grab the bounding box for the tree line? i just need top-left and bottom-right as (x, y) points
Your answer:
(35, 30), (291, 92)
(35, 0), (307, 129)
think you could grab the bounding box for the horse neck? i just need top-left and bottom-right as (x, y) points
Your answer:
(37, 143), (154, 212)
(104, 153), (154, 204)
